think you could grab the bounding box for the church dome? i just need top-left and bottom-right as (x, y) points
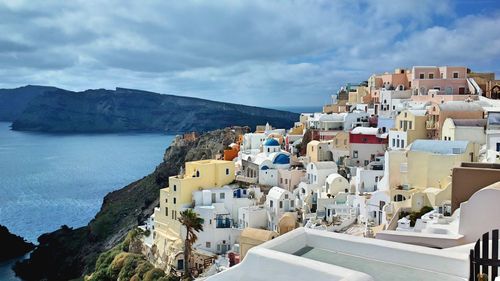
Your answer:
(273, 154), (290, 165)
(264, 138), (280, 146)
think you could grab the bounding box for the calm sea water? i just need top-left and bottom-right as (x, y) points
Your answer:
(0, 122), (173, 242)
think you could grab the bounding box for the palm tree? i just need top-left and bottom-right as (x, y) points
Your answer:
(178, 209), (204, 280)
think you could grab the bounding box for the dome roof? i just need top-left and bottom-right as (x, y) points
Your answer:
(273, 154), (290, 165)
(264, 138), (280, 146)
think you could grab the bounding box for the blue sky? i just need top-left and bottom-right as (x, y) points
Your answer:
(0, 0), (499, 107)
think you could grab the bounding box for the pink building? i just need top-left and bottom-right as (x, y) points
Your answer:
(411, 66), (469, 96)
(369, 68), (412, 103)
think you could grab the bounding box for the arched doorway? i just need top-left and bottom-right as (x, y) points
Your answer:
(492, 85), (500, 100)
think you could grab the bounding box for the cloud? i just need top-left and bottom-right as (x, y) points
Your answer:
(0, 0), (498, 106)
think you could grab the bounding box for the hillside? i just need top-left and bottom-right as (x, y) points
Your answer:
(0, 85), (60, 121)
(7, 87), (298, 133)
(13, 127), (247, 281)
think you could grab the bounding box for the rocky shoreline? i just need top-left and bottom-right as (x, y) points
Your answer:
(0, 225), (35, 263)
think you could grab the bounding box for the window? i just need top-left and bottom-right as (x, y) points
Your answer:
(285, 194), (288, 199)
(165, 207), (168, 216)
(267, 148), (270, 153)
(279, 201), (283, 209)
(353, 151), (358, 158)
(392, 139), (396, 147)
(220, 193), (225, 199)
(171, 210), (175, 219)
(196, 170), (200, 177)
(280, 178), (283, 184)
(400, 120), (403, 128)
(226, 168), (229, 175)
(453, 72), (459, 79)
(270, 200), (273, 208)
(173, 197), (176, 204)
(165, 198), (168, 203)
(397, 139), (400, 147)
(419, 73), (425, 79)
(428, 73), (434, 79)
(440, 73), (444, 79)
(173, 185), (177, 192)
(375, 176), (379, 182)
(401, 140), (405, 147)
(285, 179), (288, 184)
(291, 200), (294, 208)
(206, 242), (211, 248)
(434, 87), (440, 91)
(409, 121), (412, 130)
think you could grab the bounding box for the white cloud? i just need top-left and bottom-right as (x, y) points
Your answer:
(0, 0), (498, 106)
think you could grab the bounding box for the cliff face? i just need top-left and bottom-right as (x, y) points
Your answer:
(0, 85), (60, 121)
(8, 87), (298, 133)
(13, 127), (246, 281)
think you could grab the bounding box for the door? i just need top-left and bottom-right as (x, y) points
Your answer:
(458, 87), (465, 95)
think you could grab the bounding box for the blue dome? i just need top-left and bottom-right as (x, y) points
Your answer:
(261, 165), (270, 170)
(264, 138), (280, 146)
(273, 154), (290, 165)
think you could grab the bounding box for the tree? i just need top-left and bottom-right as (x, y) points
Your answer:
(178, 209), (204, 280)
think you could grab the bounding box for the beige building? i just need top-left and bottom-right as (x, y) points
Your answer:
(441, 118), (486, 145)
(239, 228), (278, 259)
(388, 109), (428, 150)
(306, 140), (333, 163)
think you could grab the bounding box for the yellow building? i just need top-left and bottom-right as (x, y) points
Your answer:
(153, 160), (235, 268)
(388, 110), (428, 149)
(388, 140), (476, 207)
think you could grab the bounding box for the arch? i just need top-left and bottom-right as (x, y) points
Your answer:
(397, 84), (405, 91)
(492, 85), (500, 100)
(445, 87), (453, 95)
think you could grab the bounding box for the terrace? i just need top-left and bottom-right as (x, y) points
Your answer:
(207, 227), (469, 281)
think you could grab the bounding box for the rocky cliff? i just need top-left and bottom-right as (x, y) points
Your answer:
(0, 225), (35, 262)
(6, 86), (298, 133)
(0, 85), (60, 121)
(13, 127), (247, 281)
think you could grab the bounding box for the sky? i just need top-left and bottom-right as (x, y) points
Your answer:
(0, 0), (499, 107)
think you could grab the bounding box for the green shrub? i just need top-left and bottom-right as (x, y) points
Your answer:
(143, 268), (166, 281)
(117, 254), (143, 281)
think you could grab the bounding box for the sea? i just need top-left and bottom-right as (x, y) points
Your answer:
(0, 122), (174, 280)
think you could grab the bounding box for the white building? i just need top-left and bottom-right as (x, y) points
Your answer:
(192, 186), (262, 254)
(238, 205), (267, 229)
(266, 186), (296, 232)
(325, 173), (350, 196)
(379, 89), (412, 118)
(343, 111), (370, 131)
(305, 161), (338, 187)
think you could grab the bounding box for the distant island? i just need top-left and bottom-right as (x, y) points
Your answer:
(0, 85), (299, 133)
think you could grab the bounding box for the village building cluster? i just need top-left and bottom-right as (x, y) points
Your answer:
(139, 66), (500, 280)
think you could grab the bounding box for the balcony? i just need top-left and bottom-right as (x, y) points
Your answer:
(215, 215), (232, 229)
(426, 120), (438, 130)
(236, 175), (257, 184)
